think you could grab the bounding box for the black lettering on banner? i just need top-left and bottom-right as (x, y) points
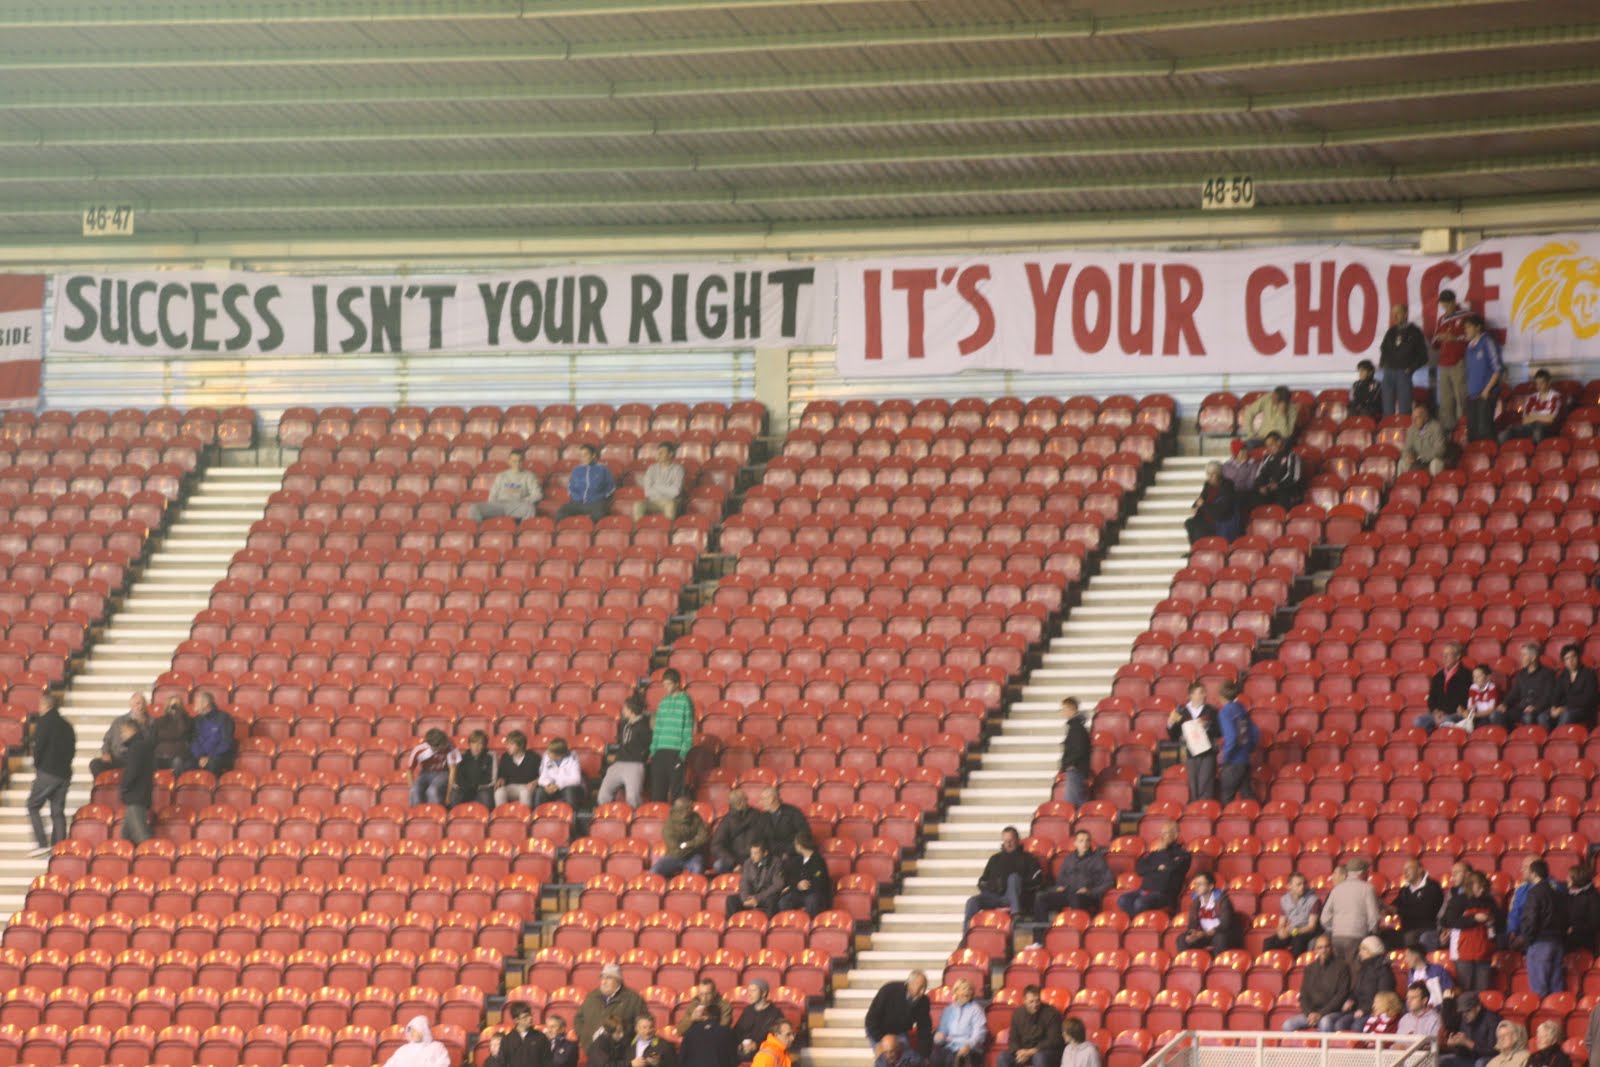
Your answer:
(768, 268), (815, 337)
(544, 276), (575, 344)
(336, 286), (366, 354)
(129, 281), (159, 347)
(255, 286), (284, 352)
(415, 284), (455, 350)
(479, 282), (509, 346)
(578, 276), (607, 343)
(312, 285), (329, 353)
(61, 276), (98, 343)
(670, 273), (689, 343)
(511, 280), (543, 343)
(631, 275), (663, 343)
(696, 274), (728, 340)
(221, 284), (254, 352)
(99, 280), (129, 344)
(369, 285), (403, 353)
(190, 282), (220, 352)
(157, 284), (188, 349)
(733, 271), (761, 339)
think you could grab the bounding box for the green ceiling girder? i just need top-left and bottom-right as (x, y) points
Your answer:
(0, 15), (1101, 70)
(2, 66), (1595, 150)
(4, 19), (1598, 109)
(6, 148), (1599, 218)
(0, 0), (1515, 32)
(6, 106), (1600, 185)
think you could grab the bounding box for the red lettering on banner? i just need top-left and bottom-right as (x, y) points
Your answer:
(1072, 266), (1112, 353)
(955, 266), (995, 356)
(892, 269), (937, 358)
(1467, 252), (1506, 343)
(1420, 261), (1464, 335)
(1025, 263), (1070, 355)
(1386, 266), (1411, 317)
(1245, 267), (1288, 355)
(1467, 252), (1502, 313)
(1336, 265), (1380, 353)
(1117, 264), (1156, 355)
(1293, 262), (1336, 355)
(1161, 265), (1204, 354)
(863, 270), (883, 360)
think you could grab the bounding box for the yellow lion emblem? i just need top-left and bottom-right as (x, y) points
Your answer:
(1513, 241), (1600, 340)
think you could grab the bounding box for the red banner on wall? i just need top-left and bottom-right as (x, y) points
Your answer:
(835, 234), (1600, 377)
(0, 275), (45, 410)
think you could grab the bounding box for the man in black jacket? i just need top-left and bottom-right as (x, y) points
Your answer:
(1523, 859), (1569, 997)
(1057, 698), (1091, 806)
(1417, 642), (1471, 733)
(1032, 830), (1114, 930)
(731, 980), (785, 1062)
(496, 1002), (551, 1067)
(1283, 935), (1353, 1032)
(1117, 822), (1192, 917)
(1501, 642), (1557, 728)
(711, 788), (768, 874)
(544, 1017), (577, 1067)
(1249, 433), (1303, 509)
(118, 721), (155, 845)
(453, 729), (498, 808)
(26, 696), (76, 855)
(758, 785), (809, 857)
(1567, 865), (1600, 954)
(680, 1003), (736, 1067)
(597, 695), (652, 807)
(1390, 858), (1445, 949)
(1553, 644), (1599, 728)
(865, 971), (932, 1057)
(997, 986), (1062, 1067)
(780, 831), (832, 916)
(963, 826), (1043, 928)
(727, 841), (785, 917)
(1440, 993), (1499, 1067)
(1378, 303), (1428, 416)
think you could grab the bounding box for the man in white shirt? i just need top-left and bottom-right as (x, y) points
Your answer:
(536, 737), (586, 808)
(634, 442), (686, 519)
(1395, 982), (1440, 1038)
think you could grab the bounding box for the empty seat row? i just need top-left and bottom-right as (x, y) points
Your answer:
(277, 401), (765, 449)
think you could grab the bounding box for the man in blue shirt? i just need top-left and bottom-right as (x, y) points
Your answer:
(1463, 314), (1503, 442)
(1217, 681), (1257, 804)
(557, 443), (615, 520)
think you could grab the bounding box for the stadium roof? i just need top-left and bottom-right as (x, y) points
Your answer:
(2, 0), (1599, 250)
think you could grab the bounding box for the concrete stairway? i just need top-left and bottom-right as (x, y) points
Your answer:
(803, 454), (1209, 1067)
(0, 466), (284, 919)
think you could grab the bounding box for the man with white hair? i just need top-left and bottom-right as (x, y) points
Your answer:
(1331, 936), (1397, 1031)
(1321, 859), (1381, 962)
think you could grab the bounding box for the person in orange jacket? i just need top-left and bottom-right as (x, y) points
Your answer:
(751, 1020), (795, 1067)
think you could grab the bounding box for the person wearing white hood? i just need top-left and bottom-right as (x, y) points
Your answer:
(382, 1017), (453, 1067)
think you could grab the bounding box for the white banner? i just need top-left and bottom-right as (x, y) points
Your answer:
(49, 262), (834, 358)
(836, 233), (1600, 377)
(0, 275), (45, 411)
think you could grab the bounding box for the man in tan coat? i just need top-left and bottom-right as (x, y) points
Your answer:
(1321, 858), (1382, 963)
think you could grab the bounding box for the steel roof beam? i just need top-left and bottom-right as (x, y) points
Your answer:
(3, 148), (1597, 217)
(4, 21), (1599, 110)
(4, 66), (1596, 150)
(6, 107), (1600, 185)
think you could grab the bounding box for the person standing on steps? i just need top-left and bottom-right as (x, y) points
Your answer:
(1217, 682), (1259, 804)
(648, 669), (694, 803)
(1057, 697), (1091, 807)
(118, 720), (155, 845)
(1168, 683), (1219, 802)
(26, 695), (75, 856)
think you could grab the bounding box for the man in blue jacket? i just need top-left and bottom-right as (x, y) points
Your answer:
(186, 690), (236, 776)
(1217, 681), (1258, 804)
(557, 443), (615, 520)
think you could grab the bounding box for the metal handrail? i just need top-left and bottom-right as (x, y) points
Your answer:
(1140, 1030), (1437, 1067)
